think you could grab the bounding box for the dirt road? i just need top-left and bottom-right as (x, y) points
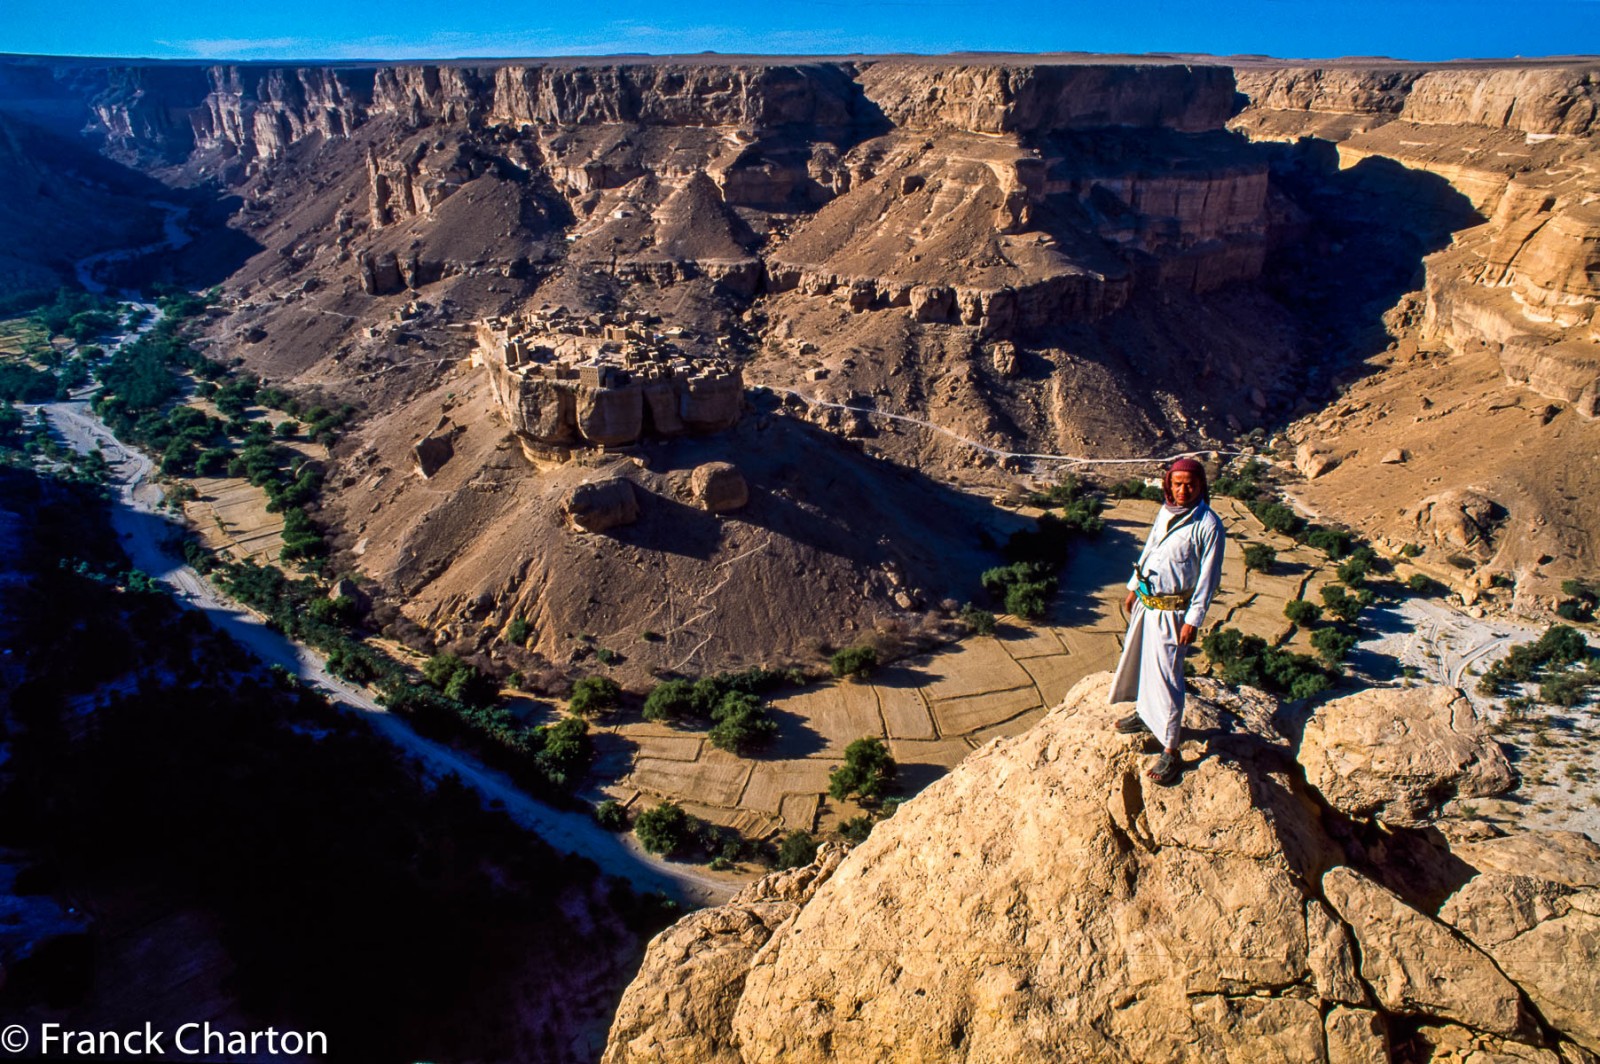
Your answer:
(38, 397), (738, 906)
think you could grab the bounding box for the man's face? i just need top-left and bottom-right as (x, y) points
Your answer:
(1169, 470), (1201, 507)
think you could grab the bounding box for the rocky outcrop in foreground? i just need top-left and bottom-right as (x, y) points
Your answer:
(604, 674), (1598, 1063)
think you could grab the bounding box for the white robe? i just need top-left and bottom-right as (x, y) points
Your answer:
(1109, 502), (1227, 749)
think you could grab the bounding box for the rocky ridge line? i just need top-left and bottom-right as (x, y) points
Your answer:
(603, 673), (1598, 1063)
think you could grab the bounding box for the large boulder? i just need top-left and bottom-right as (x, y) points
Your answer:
(1297, 685), (1515, 827)
(604, 675), (1596, 1063)
(1438, 833), (1600, 1053)
(1410, 488), (1507, 562)
(562, 477), (640, 533)
(689, 462), (749, 513)
(412, 431), (454, 478)
(602, 846), (847, 1064)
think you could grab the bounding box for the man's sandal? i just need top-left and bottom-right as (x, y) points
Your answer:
(1147, 752), (1179, 785)
(1113, 713), (1149, 735)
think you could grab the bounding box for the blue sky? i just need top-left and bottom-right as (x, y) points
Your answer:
(4, 0), (1598, 62)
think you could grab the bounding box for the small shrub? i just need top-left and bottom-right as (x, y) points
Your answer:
(1400, 543), (1424, 558)
(1284, 598), (1321, 627)
(1405, 573), (1437, 595)
(830, 645), (878, 680)
(570, 675), (622, 716)
(1004, 581), (1051, 620)
(776, 830), (819, 870)
(1242, 544), (1277, 573)
(838, 815), (875, 844)
(634, 801), (693, 855)
(595, 799), (629, 831)
(829, 737), (897, 802)
(959, 602), (997, 636)
(506, 617), (531, 646)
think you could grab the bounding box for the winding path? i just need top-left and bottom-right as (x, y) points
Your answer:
(37, 391), (737, 907)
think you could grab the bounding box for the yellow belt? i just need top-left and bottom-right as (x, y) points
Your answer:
(1137, 588), (1193, 611)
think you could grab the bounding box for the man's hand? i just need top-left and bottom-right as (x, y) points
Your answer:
(1178, 624), (1198, 646)
(1123, 589), (1137, 613)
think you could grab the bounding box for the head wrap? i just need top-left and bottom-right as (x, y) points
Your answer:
(1162, 457), (1209, 509)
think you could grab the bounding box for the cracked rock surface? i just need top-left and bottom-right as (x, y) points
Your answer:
(603, 674), (1599, 1062)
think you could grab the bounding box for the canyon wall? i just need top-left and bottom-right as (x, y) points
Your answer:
(1234, 61), (1600, 416)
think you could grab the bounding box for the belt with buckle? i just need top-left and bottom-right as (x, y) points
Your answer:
(1136, 588), (1193, 611)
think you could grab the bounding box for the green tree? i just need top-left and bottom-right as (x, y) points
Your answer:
(569, 675), (621, 716)
(707, 692), (778, 754)
(829, 737), (897, 802)
(1311, 627), (1358, 666)
(505, 617), (531, 646)
(595, 799), (629, 831)
(634, 801), (693, 855)
(776, 830), (819, 870)
(1320, 585), (1365, 623)
(1284, 598), (1321, 626)
(830, 645), (878, 679)
(643, 679), (697, 723)
(1242, 544), (1277, 573)
(1004, 581), (1051, 620)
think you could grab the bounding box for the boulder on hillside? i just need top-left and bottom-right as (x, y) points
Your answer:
(690, 461), (749, 513)
(1296, 441), (1340, 479)
(1297, 684), (1516, 827)
(413, 432), (454, 478)
(603, 674), (1596, 1063)
(563, 477), (640, 533)
(1410, 488), (1507, 561)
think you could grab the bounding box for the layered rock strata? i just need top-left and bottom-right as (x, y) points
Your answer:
(1233, 60), (1600, 417)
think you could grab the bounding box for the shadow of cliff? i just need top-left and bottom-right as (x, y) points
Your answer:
(1013, 127), (1485, 441)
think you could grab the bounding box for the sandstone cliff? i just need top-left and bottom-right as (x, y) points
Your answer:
(603, 674), (1598, 1063)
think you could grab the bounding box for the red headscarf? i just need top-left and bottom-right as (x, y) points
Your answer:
(1163, 457), (1209, 507)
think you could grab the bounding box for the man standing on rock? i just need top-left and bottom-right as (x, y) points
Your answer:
(1109, 457), (1226, 785)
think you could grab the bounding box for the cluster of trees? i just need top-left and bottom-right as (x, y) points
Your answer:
(983, 476), (1107, 621)
(197, 547), (591, 794)
(630, 800), (764, 869)
(1202, 626), (1335, 701)
(32, 287), (123, 343)
(8, 478), (673, 1061)
(1478, 624), (1595, 707)
(640, 666), (803, 755)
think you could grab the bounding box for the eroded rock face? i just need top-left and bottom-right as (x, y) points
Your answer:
(1439, 833), (1600, 1054)
(689, 462), (749, 513)
(1411, 488), (1507, 561)
(1298, 685), (1515, 827)
(603, 675), (1597, 1063)
(562, 477), (639, 533)
(602, 845), (848, 1064)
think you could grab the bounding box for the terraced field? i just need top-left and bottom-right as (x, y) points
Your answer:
(596, 496), (1346, 838)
